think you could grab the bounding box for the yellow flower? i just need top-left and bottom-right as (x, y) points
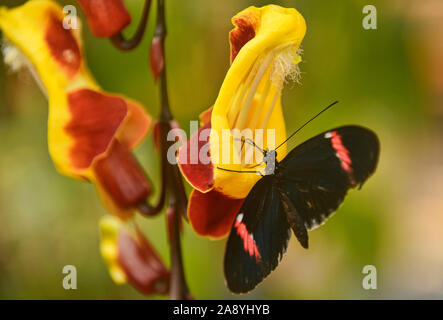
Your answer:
(0, 0), (152, 219)
(178, 5), (306, 238)
(212, 5), (305, 198)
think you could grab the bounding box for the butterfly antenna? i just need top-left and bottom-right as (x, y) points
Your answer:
(275, 101), (339, 150)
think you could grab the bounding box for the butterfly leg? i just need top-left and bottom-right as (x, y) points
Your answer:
(278, 189), (309, 249)
(217, 167), (264, 176)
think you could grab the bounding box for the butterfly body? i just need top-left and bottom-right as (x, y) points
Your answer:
(262, 149), (278, 176)
(224, 125), (380, 294)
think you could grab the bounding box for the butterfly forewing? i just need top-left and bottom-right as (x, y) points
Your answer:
(224, 176), (291, 294)
(223, 125), (380, 294)
(279, 125), (380, 230)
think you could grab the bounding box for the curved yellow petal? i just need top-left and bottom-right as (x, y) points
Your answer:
(210, 5), (306, 198)
(99, 216), (128, 285)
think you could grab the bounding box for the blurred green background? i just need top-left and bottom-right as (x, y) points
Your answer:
(1, 0), (443, 299)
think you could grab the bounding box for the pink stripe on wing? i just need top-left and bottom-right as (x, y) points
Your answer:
(329, 131), (353, 174)
(235, 219), (261, 261)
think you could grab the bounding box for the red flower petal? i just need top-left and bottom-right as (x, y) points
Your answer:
(45, 12), (81, 78)
(177, 122), (214, 193)
(65, 89), (127, 170)
(229, 12), (259, 64)
(199, 106), (213, 126)
(188, 189), (244, 239)
(117, 99), (152, 150)
(77, 0), (131, 38)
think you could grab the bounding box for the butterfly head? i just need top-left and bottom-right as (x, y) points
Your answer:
(263, 149), (277, 176)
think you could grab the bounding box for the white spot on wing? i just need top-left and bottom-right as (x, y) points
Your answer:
(307, 203), (343, 231)
(307, 218), (320, 230)
(325, 132), (333, 139)
(236, 213), (244, 222)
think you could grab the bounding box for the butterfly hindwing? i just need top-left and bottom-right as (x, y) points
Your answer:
(224, 176), (291, 294)
(224, 125), (379, 293)
(279, 125), (380, 231)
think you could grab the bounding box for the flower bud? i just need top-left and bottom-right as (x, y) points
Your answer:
(100, 216), (170, 295)
(149, 36), (164, 82)
(77, 0), (131, 38)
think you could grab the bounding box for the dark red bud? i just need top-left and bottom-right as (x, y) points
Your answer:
(94, 140), (152, 209)
(77, 0), (132, 38)
(117, 228), (170, 295)
(150, 36), (165, 82)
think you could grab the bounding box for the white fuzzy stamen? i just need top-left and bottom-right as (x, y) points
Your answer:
(1, 37), (48, 98)
(2, 38), (27, 72)
(271, 44), (303, 87)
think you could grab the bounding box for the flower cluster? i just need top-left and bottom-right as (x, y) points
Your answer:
(0, 0), (166, 296)
(0, 0), (306, 298)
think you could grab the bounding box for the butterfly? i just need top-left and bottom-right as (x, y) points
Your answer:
(221, 104), (380, 294)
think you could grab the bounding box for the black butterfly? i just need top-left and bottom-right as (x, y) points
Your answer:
(221, 118), (380, 293)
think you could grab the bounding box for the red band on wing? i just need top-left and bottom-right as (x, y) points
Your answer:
(234, 220), (260, 261)
(330, 131), (353, 174)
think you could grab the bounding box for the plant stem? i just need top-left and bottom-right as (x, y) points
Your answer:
(110, 0), (152, 51)
(111, 0), (190, 299)
(155, 0), (189, 300)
